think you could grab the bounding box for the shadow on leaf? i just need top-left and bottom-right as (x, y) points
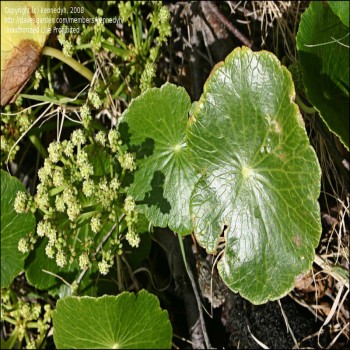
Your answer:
(119, 121), (155, 159)
(137, 171), (171, 214)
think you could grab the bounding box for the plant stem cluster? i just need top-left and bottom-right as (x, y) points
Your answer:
(1, 288), (53, 349)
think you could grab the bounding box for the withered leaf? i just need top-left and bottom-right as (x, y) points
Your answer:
(1, 39), (41, 106)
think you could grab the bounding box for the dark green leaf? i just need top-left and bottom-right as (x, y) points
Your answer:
(297, 1), (349, 149)
(1, 170), (36, 288)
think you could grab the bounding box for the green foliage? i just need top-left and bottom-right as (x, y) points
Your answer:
(53, 290), (172, 349)
(120, 48), (322, 304)
(187, 47), (322, 304)
(0, 99), (35, 165)
(1, 170), (36, 288)
(296, 1), (349, 149)
(120, 84), (198, 235)
(20, 127), (142, 279)
(328, 1), (349, 27)
(1, 288), (54, 349)
(1, 1), (334, 348)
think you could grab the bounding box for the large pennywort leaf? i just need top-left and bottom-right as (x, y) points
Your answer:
(119, 83), (198, 235)
(187, 47), (322, 304)
(1, 170), (35, 287)
(296, 1), (349, 149)
(53, 290), (172, 349)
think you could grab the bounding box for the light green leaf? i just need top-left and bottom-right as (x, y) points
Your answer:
(328, 1), (349, 27)
(187, 47), (322, 304)
(119, 83), (198, 235)
(296, 1), (349, 149)
(53, 290), (172, 349)
(1, 170), (35, 288)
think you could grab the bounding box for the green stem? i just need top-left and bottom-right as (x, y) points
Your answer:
(112, 81), (126, 99)
(26, 321), (40, 329)
(296, 94), (317, 114)
(49, 186), (65, 196)
(42, 47), (94, 82)
(116, 254), (124, 292)
(29, 134), (48, 158)
(1, 316), (17, 325)
(4, 327), (19, 349)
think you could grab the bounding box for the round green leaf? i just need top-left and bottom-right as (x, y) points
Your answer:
(119, 83), (198, 235)
(296, 1), (349, 149)
(1, 170), (35, 287)
(187, 47), (322, 304)
(53, 290), (172, 349)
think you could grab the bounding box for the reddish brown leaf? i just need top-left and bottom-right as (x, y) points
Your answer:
(1, 39), (42, 106)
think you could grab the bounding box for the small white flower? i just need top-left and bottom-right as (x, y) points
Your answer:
(126, 229), (140, 248)
(79, 252), (90, 270)
(32, 303), (41, 320)
(91, 216), (102, 233)
(110, 178), (120, 191)
(124, 195), (135, 213)
(82, 179), (94, 197)
(76, 150), (89, 167)
(62, 140), (74, 158)
(95, 131), (107, 147)
(52, 168), (65, 187)
(48, 141), (62, 163)
(56, 250), (67, 268)
(67, 202), (81, 221)
(14, 191), (28, 214)
(55, 195), (66, 212)
(81, 163), (94, 180)
(18, 237), (29, 253)
(45, 244), (55, 259)
(20, 303), (31, 319)
(88, 91), (103, 109)
(98, 260), (110, 275)
(47, 226), (57, 244)
(63, 40), (74, 57)
(108, 129), (120, 152)
(118, 152), (136, 171)
(71, 129), (86, 146)
(34, 183), (51, 209)
(80, 104), (90, 119)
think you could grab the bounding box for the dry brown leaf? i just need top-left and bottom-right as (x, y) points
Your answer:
(1, 39), (41, 106)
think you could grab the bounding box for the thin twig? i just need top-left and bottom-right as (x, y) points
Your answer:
(178, 235), (212, 349)
(206, 2), (254, 49)
(278, 300), (299, 348)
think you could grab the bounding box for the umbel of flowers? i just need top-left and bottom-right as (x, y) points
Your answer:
(14, 126), (139, 277)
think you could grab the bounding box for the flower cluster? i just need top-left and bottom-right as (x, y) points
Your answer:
(150, 4), (172, 43)
(14, 191), (30, 214)
(1, 101), (35, 165)
(58, 25), (75, 57)
(124, 195), (140, 248)
(16, 126), (141, 281)
(140, 62), (156, 92)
